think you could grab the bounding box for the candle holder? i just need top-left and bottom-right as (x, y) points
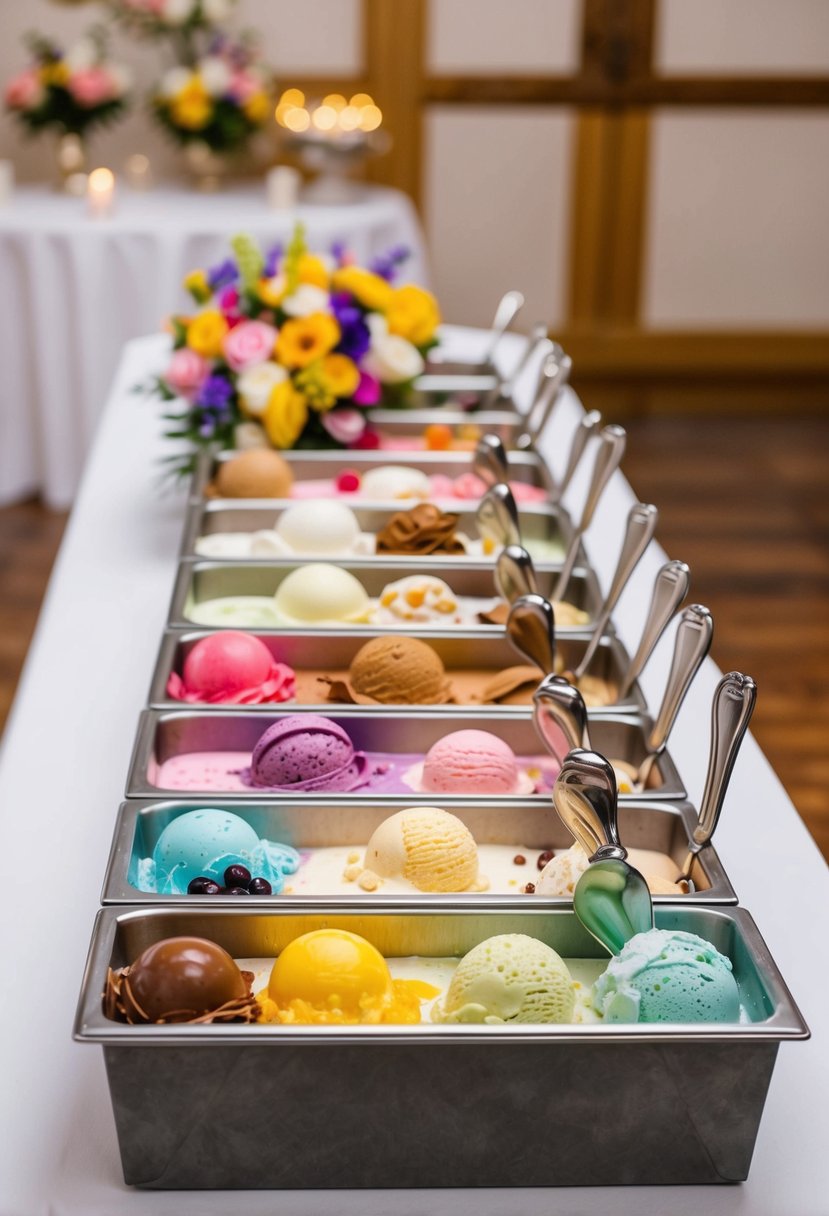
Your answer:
(275, 89), (391, 204)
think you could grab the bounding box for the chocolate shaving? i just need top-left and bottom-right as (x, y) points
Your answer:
(104, 967), (260, 1025)
(375, 503), (466, 556)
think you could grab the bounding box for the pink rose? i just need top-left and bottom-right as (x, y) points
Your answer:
(228, 71), (257, 103)
(165, 348), (209, 399)
(353, 371), (381, 406)
(321, 408), (367, 446)
(4, 70), (44, 111)
(222, 320), (277, 373)
(68, 68), (117, 108)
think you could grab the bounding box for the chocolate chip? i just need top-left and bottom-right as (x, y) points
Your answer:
(523, 882), (536, 894)
(537, 850), (555, 871)
(513, 854), (526, 865)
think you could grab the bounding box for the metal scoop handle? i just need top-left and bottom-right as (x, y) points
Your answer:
(485, 323), (548, 407)
(495, 544), (538, 604)
(506, 594), (556, 675)
(637, 604), (713, 787)
(520, 348), (572, 448)
(553, 424), (627, 602)
(533, 674), (591, 764)
(551, 410), (602, 504)
(472, 433), (509, 488)
(691, 671), (757, 855)
(553, 749), (625, 861)
(618, 559), (691, 701)
(482, 290), (524, 364)
(574, 502), (659, 680)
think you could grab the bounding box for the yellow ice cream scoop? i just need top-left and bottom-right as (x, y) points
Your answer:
(365, 806), (479, 892)
(433, 933), (575, 1025)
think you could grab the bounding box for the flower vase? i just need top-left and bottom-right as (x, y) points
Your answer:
(184, 141), (228, 192)
(55, 132), (87, 195)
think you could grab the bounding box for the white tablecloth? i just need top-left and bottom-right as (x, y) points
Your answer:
(0, 325), (826, 1215)
(0, 183), (427, 509)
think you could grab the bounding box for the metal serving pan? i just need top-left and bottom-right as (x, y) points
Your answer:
(191, 447), (556, 502)
(167, 559), (602, 635)
(180, 499), (571, 567)
(125, 709), (683, 802)
(103, 796), (734, 906)
(149, 628), (647, 715)
(74, 905), (808, 1188)
(365, 406), (525, 446)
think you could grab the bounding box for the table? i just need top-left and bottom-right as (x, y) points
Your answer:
(0, 326), (826, 1215)
(0, 183), (428, 510)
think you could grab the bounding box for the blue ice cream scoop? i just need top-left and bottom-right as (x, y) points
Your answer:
(592, 928), (741, 1024)
(136, 808), (301, 895)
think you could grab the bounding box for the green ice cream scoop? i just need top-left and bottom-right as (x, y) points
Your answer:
(433, 933), (575, 1024)
(592, 928), (740, 1024)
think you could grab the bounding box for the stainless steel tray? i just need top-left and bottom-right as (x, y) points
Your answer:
(365, 406), (524, 445)
(167, 559), (602, 634)
(180, 499), (571, 568)
(74, 905), (808, 1188)
(149, 628), (647, 715)
(103, 796), (734, 906)
(125, 709), (683, 801)
(191, 447), (555, 502)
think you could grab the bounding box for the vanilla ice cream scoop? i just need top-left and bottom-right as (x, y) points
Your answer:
(364, 807), (479, 893)
(275, 501), (362, 555)
(433, 934), (575, 1024)
(273, 564), (370, 624)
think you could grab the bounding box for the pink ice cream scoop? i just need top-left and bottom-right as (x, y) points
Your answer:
(416, 729), (533, 795)
(167, 632), (296, 705)
(248, 714), (371, 791)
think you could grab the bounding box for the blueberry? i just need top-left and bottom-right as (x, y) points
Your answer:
(187, 876), (221, 895)
(224, 864), (252, 889)
(221, 886), (250, 895)
(248, 877), (273, 896)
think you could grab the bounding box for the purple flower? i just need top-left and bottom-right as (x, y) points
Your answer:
(330, 240), (348, 266)
(208, 258), (238, 291)
(263, 242), (283, 278)
(331, 292), (370, 361)
(369, 244), (411, 282)
(197, 374), (234, 413)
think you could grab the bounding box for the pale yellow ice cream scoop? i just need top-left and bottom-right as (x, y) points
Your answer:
(364, 806), (479, 893)
(433, 933), (575, 1024)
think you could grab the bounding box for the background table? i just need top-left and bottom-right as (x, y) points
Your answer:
(0, 182), (427, 510)
(0, 326), (826, 1214)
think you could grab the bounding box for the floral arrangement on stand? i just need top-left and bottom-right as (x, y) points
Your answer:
(153, 33), (272, 154)
(150, 225), (441, 475)
(4, 31), (131, 148)
(107, 0), (237, 41)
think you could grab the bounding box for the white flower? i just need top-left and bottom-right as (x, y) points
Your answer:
(65, 38), (98, 73)
(162, 0), (197, 26)
(363, 332), (424, 384)
(201, 0), (235, 21)
(281, 284), (331, 317)
(159, 66), (192, 99)
(199, 55), (232, 98)
(234, 421), (270, 450)
(366, 311), (388, 341)
(237, 361), (288, 416)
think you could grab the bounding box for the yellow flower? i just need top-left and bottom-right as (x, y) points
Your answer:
(331, 266), (392, 312)
(297, 254), (330, 289)
(242, 90), (270, 125)
(258, 274), (287, 308)
(385, 285), (441, 346)
(184, 269), (210, 304)
(275, 313), (340, 369)
(322, 353), (360, 400)
(186, 309), (228, 358)
(40, 62), (70, 86)
(263, 381), (309, 448)
(170, 79), (212, 130)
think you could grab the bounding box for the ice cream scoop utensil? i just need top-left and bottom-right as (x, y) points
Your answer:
(618, 560), (691, 701)
(550, 409), (602, 503)
(516, 346), (572, 450)
(507, 594), (556, 675)
(495, 544), (538, 603)
(482, 290), (525, 364)
(533, 675), (591, 764)
(476, 482), (521, 549)
(573, 502), (659, 681)
(677, 672), (756, 886)
(553, 749), (654, 954)
(482, 323), (548, 407)
(552, 424), (627, 603)
(636, 605), (713, 789)
(472, 433), (509, 488)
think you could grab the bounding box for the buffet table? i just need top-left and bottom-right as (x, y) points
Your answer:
(0, 326), (826, 1214)
(0, 183), (427, 509)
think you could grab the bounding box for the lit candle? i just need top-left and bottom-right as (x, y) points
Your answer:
(266, 165), (301, 210)
(87, 167), (115, 218)
(0, 160), (14, 207)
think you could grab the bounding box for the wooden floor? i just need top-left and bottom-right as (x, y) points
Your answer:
(0, 415), (827, 860)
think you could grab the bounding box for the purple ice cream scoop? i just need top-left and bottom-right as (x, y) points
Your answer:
(247, 714), (372, 792)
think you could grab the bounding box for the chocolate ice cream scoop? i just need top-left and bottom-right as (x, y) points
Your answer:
(375, 503), (466, 556)
(104, 936), (258, 1024)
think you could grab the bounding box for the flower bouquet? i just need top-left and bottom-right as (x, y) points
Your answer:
(4, 31), (131, 141)
(152, 34), (272, 156)
(150, 225), (441, 475)
(107, 0), (237, 39)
